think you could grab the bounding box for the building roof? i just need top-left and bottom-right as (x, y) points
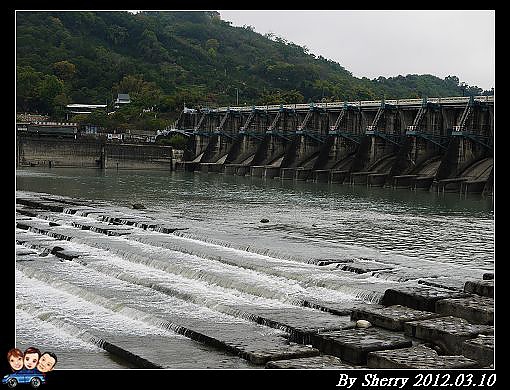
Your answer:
(117, 93), (131, 101)
(66, 103), (106, 114)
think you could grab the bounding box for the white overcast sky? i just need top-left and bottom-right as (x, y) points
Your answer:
(218, 10), (495, 90)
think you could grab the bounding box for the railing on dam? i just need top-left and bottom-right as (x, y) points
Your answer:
(190, 95), (493, 114)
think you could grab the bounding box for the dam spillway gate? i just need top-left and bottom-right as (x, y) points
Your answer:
(173, 96), (494, 194)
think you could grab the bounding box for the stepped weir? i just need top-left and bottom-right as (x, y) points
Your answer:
(173, 96), (493, 194)
(15, 191), (494, 368)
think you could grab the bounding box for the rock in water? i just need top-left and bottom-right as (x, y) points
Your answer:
(260, 218), (269, 223)
(356, 320), (372, 328)
(132, 203), (146, 210)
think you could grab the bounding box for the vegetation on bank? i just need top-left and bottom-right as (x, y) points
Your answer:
(155, 134), (188, 149)
(16, 11), (493, 131)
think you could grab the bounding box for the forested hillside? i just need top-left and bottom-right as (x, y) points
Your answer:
(16, 11), (492, 130)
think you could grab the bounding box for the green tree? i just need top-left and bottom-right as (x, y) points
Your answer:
(52, 60), (77, 81)
(353, 86), (376, 101)
(52, 93), (70, 119)
(113, 74), (163, 109)
(16, 66), (42, 112)
(156, 134), (188, 149)
(204, 38), (219, 58)
(37, 74), (65, 114)
(137, 29), (169, 62)
(258, 89), (304, 105)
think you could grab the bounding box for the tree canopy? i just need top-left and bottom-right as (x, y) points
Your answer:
(16, 11), (493, 131)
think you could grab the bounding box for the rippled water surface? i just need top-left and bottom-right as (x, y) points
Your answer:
(15, 167), (494, 369)
(16, 167), (494, 269)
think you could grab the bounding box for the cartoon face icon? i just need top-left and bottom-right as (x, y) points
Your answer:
(36, 352), (57, 373)
(23, 347), (41, 370)
(7, 348), (23, 371)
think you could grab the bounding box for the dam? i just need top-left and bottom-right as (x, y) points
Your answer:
(173, 95), (493, 195)
(14, 96), (494, 370)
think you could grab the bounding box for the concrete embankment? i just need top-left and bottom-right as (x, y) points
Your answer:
(16, 191), (494, 369)
(16, 136), (174, 170)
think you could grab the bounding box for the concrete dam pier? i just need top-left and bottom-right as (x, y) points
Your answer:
(174, 96), (493, 194)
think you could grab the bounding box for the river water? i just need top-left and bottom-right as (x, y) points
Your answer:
(15, 167), (494, 369)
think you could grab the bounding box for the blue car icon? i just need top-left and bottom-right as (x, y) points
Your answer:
(2, 370), (46, 388)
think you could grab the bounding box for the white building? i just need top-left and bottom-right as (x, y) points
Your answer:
(114, 93), (131, 109)
(65, 103), (107, 120)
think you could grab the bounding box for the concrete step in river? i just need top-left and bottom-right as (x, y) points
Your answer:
(15, 267), (256, 369)
(16, 253), (320, 366)
(16, 228), (355, 342)
(349, 298), (494, 368)
(15, 191), (494, 369)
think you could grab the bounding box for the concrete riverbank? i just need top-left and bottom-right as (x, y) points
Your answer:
(16, 136), (175, 170)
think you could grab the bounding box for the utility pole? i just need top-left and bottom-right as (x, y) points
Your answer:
(236, 88), (239, 106)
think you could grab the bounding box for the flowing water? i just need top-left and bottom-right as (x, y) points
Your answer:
(14, 167), (494, 369)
